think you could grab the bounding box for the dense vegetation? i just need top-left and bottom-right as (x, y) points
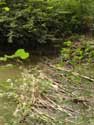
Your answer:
(0, 0), (94, 49)
(0, 0), (94, 125)
(0, 41), (94, 124)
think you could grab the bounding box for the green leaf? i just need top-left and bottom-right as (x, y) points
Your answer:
(64, 41), (73, 47)
(14, 49), (29, 59)
(3, 7), (10, 12)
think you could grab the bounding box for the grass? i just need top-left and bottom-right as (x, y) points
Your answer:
(0, 37), (94, 125)
(0, 60), (94, 125)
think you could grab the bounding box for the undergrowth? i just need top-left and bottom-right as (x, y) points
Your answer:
(0, 37), (94, 125)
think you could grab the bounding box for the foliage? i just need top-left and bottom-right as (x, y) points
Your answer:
(14, 49), (29, 59)
(61, 39), (94, 65)
(0, 0), (94, 48)
(0, 49), (29, 61)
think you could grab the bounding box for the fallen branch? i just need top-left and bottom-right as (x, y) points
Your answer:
(50, 64), (94, 82)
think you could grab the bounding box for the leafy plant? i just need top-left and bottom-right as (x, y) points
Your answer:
(14, 49), (29, 59)
(61, 39), (94, 65)
(0, 49), (29, 61)
(0, 0), (94, 48)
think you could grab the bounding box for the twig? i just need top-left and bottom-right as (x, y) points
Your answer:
(50, 64), (94, 82)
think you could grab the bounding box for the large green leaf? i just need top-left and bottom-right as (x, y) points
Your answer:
(14, 49), (29, 59)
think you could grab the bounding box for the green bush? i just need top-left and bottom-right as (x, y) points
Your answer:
(61, 40), (94, 65)
(0, 0), (94, 48)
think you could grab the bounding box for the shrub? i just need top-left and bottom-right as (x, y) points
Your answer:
(0, 0), (94, 48)
(60, 39), (94, 65)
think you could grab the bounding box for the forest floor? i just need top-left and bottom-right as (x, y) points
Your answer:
(0, 37), (94, 125)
